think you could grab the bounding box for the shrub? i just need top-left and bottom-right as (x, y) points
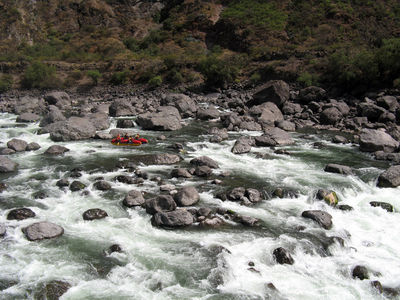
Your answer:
(21, 61), (58, 89)
(198, 55), (238, 88)
(110, 70), (129, 85)
(250, 72), (261, 84)
(166, 68), (184, 84)
(377, 38), (400, 83)
(297, 72), (319, 87)
(148, 75), (162, 88)
(87, 70), (101, 85)
(0, 74), (13, 93)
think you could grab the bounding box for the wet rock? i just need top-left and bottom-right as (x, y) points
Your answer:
(190, 156), (219, 169)
(253, 102), (284, 126)
(26, 142), (41, 151)
(0, 182), (7, 193)
(0, 156), (18, 172)
(370, 201), (394, 212)
(56, 179), (69, 188)
(0, 148), (15, 155)
(231, 136), (254, 154)
(200, 216), (225, 227)
(69, 181), (86, 192)
(43, 117), (97, 142)
(39, 105), (66, 127)
(94, 132), (113, 140)
(352, 265), (369, 280)
(83, 208), (108, 220)
(152, 209), (194, 228)
(131, 154), (181, 165)
(109, 98), (136, 117)
(123, 190), (145, 207)
(87, 112), (110, 131)
(320, 107), (343, 125)
(44, 91), (71, 109)
(377, 165), (400, 188)
(116, 119), (134, 128)
(246, 188), (262, 203)
(171, 168), (192, 178)
(157, 135), (166, 140)
(174, 186), (200, 206)
(302, 210), (333, 229)
(194, 165), (213, 177)
(145, 195), (177, 215)
(233, 214), (259, 226)
(136, 106), (182, 131)
(273, 247), (294, 265)
(332, 135), (348, 144)
(324, 164), (353, 175)
(211, 179), (222, 184)
(109, 129), (135, 138)
(7, 208), (36, 220)
(160, 184), (176, 192)
(359, 129), (399, 153)
(337, 204), (353, 211)
(198, 207), (213, 217)
(32, 191), (47, 199)
(44, 145), (70, 155)
(272, 188), (299, 199)
(163, 93), (198, 117)
(316, 189), (339, 206)
(93, 180), (112, 191)
(227, 187), (246, 201)
(37, 280), (71, 300)
(197, 106), (220, 120)
(255, 128), (294, 147)
(108, 244), (123, 254)
(16, 112), (40, 123)
(250, 80), (290, 108)
(22, 221), (64, 241)
(0, 224), (5, 237)
(276, 120), (296, 131)
(298, 86), (327, 103)
(7, 138), (28, 152)
(239, 120), (262, 131)
(115, 175), (135, 184)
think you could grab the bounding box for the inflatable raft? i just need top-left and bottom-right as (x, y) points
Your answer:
(111, 137), (148, 146)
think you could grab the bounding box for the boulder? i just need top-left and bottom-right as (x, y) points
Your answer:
(56, 179), (69, 188)
(276, 120), (296, 131)
(87, 112), (110, 131)
(337, 204), (353, 211)
(239, 121), (262, 131)
(109, 98), (136, 117)
(377, 95), (398, 112)
(131, 154), (181, 165)
(227, 187), (246, 201)
(370, 201), (394, 212)
(7, 139), (28, 152)
(246, 188), (262, 203)
(298, 86), (327, 103)
(115, 175), (135, 184)
(196, 106), (220, 120)
(123, 190), (145, 207)
(302, 210), (332, 229)
(273, 247), (294, 265)
(174, 186), (200, 206)
(358, 102), (386, 122)
(190, 156), (219, 169)
(250, 80), (290, 108)
(161, 93), (198, 117)
(324, 164), (353, 175)
(282, 102), (302, 115)
(22, 221), (64, 241)
(44, 91), (71, 109)
(255, 128), (294, 147)
(117, 119), (134, 128)
(194, 165), (213, 177)
(37, 280), (71, 300)
(332, 135), (348, 144)
(231, 136), (254, 154)
(69, 181), (86, 192)
(352, 265), (369, 280)
(316, 189), (339, 206)
(251, 102), (284, 126)
(7, 208), (36, 220)
(42, 117), (97, 142)
(272, 188), (299, 199)
(45, 145), (70, 155)
(0, 148), (15, 155)
(83, 208), (108, 220)
(377, 165), (400, 188)
(93, 180), (112, 191)
(0, 182), (7, 193)
(16, 112), (40, 123)
(152, 209), (194, 228)
(170, 168), (192, 178)
(359, 129), (399, 153)
(0, 156), (18, 173)
(39, 105), (66, 127)
(26, 142), (41, 151)
(136, 106), (182, 131)
(13, 96), (44, 115)
(320, 107), (343, 125)
(145, 195), (177, 215)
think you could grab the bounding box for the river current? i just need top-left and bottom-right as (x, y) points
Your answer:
(0, 112), (399, 300)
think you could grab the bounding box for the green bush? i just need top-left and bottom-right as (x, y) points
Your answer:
(148, 75), (162, 88)
(377, 38), (400, 83)
(110, 70), (129, 85)
(297, 72), (319, 87)
(21, 62), (58, 89)
(198, 55), (238, 88)
(0, 74), (13, 93)
(250, 72), (261, 84)
(87, 70), (101, 85)
(166, 68), (184, 84)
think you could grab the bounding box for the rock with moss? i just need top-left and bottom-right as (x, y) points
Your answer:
(316, 189), (339, 206)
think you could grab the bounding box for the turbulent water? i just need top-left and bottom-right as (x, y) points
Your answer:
(0, 112), (399, 300)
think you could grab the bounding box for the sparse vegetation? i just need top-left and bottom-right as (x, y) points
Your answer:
(0, 74), (13, 93)
(21, 62), (59, 89)
(87, 70), (102, 85)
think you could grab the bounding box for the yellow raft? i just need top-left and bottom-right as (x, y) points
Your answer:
(111, 141), (141, 146)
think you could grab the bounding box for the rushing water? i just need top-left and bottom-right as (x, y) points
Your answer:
(0, 112), (399, 300)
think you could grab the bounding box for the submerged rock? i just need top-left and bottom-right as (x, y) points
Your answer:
(0, 156), (18, 173)
(16, 112), (40, 123)
(7, 208), (36, 220)
(302, 210), (333, 229)
(93, 180), (112, 191)
(145, 195), (177, 215)
(23, 222), (64, 241)
(190, 156), (219, 169)
(369, 201), (394, 212)
(170, 168), (192, 178)
(82, 208), (108, 220)
(152, 209), (194, 228)
(273, 247), (294, 265)
(377, 165), (400, 188)
(37, 280), (71, 300)
(352, 265), (369, 280)
(324, 164), (353, 175)
(231, 136), (254, 154)
(45, 145), (70, 155)
(0, 224), (6, 237)
(316, 189), (339, 206)
(123, 190), (145, 207)
(69, 181), (86, 192)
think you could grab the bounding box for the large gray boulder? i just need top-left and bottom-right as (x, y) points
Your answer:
(190, 156), (219, 169)
(26, 142), (41, 151)
(250, 102), (284, 126)
(231, 136), (254, 154)
(152, 209), (194, 228)
(87, 112), (110, 130)
(162, 93), (198, 117)
(255, 127), (294, 147)
(136, 106), (182, 131)
(22, 221), (64, 241)
(7, 139), (28, 152)
(298, 86), (327, 103)
(358, 102), (386, 122)
(320, 107), (343, 125)
(359, 129), (399, 153)
(196, 106), (220, 120)
(82, 208), (108, 220)
(16, 112), (40, 123)
(44, 145), (70, 155)
(109, 99), (136, 117)
(42, 117), (97, 141)
(324, 164), (353, 175)
(39, 105), (66, 127)
(250, 80), (290, 108)
(302, 210), (332, 229)
(145, 195), (177, 215)
(44, 91), (71, 109)
(174, 186), (200, 206)
(377, 165), (400, 188)
(0, 156), (18, 173)
(123, 190), (145, 207)
(13, 96), (45, 115)
(377, 95), (398, 112)
(170, 168), (192, 178)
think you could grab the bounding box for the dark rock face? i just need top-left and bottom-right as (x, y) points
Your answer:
(231, 136), (254, 154)
(174, 186), (200, 206)
(136, 106), (182, 131)
(43, 117), (97, 142)
(152, 209), (194, 228)
(93, 180), (112, 191)
(22, 221), (64, 241)
(358, 102), (386, 122)
(109, 98), (136, 117)
(56, 179), (69, 188)
(255, 127), (294, 147)
(145, 195), (177, 215)
(7, 208), (36, 220)
(324, 164), (353, 175)
(116, 119), (134, 128)
(69, 181), (86, 192)
(108, 244), (123, 254)
(190, 156), (219, 169)
(7, 138), (28, 152)
(26, 142), (41, 151)
(377, 165), (400, 188)
(352, 265), (369, 280)
(196, 106), (220, 120)
(45, 145), (70, 155)
(171, 168), (192, 178)
(0, 156), (18, 173)
(359, 129), (399, 153)
(298, 86), (327, 103)
(82, 208), (108, 220)
(302, 210), (332, 229)
(251, 80), (290, 108)
(370, 201), (394, 212)
(273, 247), (294, 265)
(16, 112), (40, 123)
(37, 280), (71, 300)
(320, 107), (343, 125)
(123, 190), (145, 207)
